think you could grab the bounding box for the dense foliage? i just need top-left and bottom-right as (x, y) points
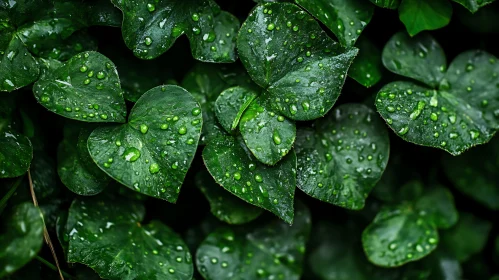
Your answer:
(1, 0), (499, 279)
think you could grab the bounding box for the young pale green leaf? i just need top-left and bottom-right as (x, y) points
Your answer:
(66, 197), (193, 279)
(0, 34), (40, 92)
(415, 187), (458, 229)
(88, 85), (202, 202)
(452, 0), (496, 13)
(240, 96), (296, 165)
(0, 203), (44, 278)
(369, 0), (400, 9)
(295, 0), (374, 47)
(349, 36), (383, 88)
(295, 104), (390, 210)
(237, 2), (358, 121)
(441, 212), (492, 262)
(58, 126), (110, 196)
(382, 32), (446, 88)
(112, 0), (239, 62)
(399, 0), (453, 36)
(362, 203), (439, 267)
(33, 51), (126, 123)
(442, 136), (499, 210)
(195, 170), (264, 225)
(0, 129), (33, 178)
(215, 86), (258, 133)
(202, 135), (296, 224)
(196, 200), (311, 280)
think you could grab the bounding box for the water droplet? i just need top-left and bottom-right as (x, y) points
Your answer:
(466, 63), (474, 72)
(144, 36), (153, 46)
(97, 71), (105, 79)
(254, 174), (263, 182)
(430, 113), (438, 121)
(191, 13), (199, 21)
(267, 23), (275, 31)
(191, 108), (201, 116)
(123, 147), (141, 162)
(301, 101), (310, 111)
(277, 116), (285, 122)
(83, 79), (90, 85)
(290, 105), (297, 115)
(470, 130), (480, 139)
(149, 163), (160, 174)
(398, 126), (409, 135)
(178, 127), (187, 135)
(428, 237), (437, 244)
(273, 130), (282, 145)
(140, 124), (148, 134)
(115, 140), (121, 146)
(100, 114), (108, 120)
(160, 124), (168, 130)
(147, 3), (155, 12)
(234, 172), (241, 181)
(80, 65), (87, 72)
(389, 242), (397, 250)
(248, 163), (256, 171)
(211, 258), (218, 264)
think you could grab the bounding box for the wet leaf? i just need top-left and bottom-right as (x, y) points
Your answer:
(66, 196), (193, 279)
(88, 85), (202, 202)
(349, 36), (383, 88)
(195, 170), (263, 225)
(399, 0), (452, 36)
(295, 103), (390, 210)
(415, 187), (458, 229)
(112, 0), (239, 62)
(202, 135), (296, 224)
(237, 2), (358, 121)
(0, 203), (44, 278)
(369, 0), (400, 9)
(196, 200), (311, 280)
(215, 86), (258, 133)
(452, 0), (496, 13)
(0, 129), (33, 178)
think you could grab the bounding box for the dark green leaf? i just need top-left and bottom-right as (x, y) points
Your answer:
(237, 2), (358, 121)
(382, 32), (446, 88)
(399, 0), (453, 36)
(33, 51), (127, 123)
(369, 0), (400, 9)
(415, 187), (458, 229)
(66, 197), (193, 279)
(33, 31), (98, 61)
(240, 96), (296, 165)
(452, 0), (496, 13)
(349, 36), (383, 88)
(441, 212), (492, 262)
(295, 103), (390, 210)
(202, 135), (296, 224)
(112, 0), (239, 61)
(295, 0), (374, 47)
(88, 85), (202, 202)
(442, 136), (499, 209)
(196, 200), (311, 280)
(362, 203), (439, 267)
(0, 203), (44, 278)
(0, 129), (33, 178)
(215, 86), (258, 133)
(195, 170), (263, 224)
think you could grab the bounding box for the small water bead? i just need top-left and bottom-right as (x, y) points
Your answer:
(149, 163), (160, 174)
(296, 57), (303, 62)
(83, 79), (90, 85)
(115, 140), (121, 146)
(97, 71), (105, 79)
(301, 101), (310, 111)
(140, 124), (148, 134)
(273, 131), (282, 145)
(123, 147), (141, 162)
(192, 27), (201, 34)
(398, 126), (409, 135)
(191, 107), (201, 116)
(470, 130), (480, 139)
(191, 13), (199, 21)
(449, 132), (458, 139)
(168, 268), (175, 274)
(277, 116), (285, 122)
(178, 127), (187, 135)
(87, 71), (94, 77)
(171, 162), (178, 169)
(430, 113), (438, 121)
(254, 174), (263, 182)
(147, 3), (155, 12)
(79, 65), (87, 72)
(234, 172), (241, 180)
(65, 107), (72, 112)
(160, 124), (168, 130)
(465, 63), (474, 72)
(96, 83), (104, 90)
(221, 262), (228, 268)
(248, 163), (256, 171)
(100, 114), (108, 120)
(292, 25), (299, 31)
(267, 23), (275, 31)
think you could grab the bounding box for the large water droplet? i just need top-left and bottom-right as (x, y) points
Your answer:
(123, 147), (141, 162)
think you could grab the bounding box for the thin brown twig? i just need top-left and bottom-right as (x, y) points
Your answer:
(28, 169), (65, 280)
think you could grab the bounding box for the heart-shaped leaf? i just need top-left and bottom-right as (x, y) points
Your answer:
(369, 0), (400, 9)
(0, 129), (33, 178)
(399, 0), (453, 36)
(196, 200), (311, 280)
(295, 0), (374, 47)
(112, 0), (239, 62)
(195, 170), (264, 225)
(215, 86), (258, 133)
(240, 96), (296, 165)
(442, 136), (499, 210)
(237, 2), (358, 121)
(202, 135), (296, 224)
(349, 36), (383, 88)
(88, 85), (202, 202)
(33, 51), (127, 123)
(377, 33), (499, 155)
(0, 203), (44, 278)
(452, 0), (496, 13)
(66, 197), (193, 279)
(382, 32), (446, 88)
(58, 125), (110, 195)
(362, 203), (439, 267)
(295, 103), (390, 210)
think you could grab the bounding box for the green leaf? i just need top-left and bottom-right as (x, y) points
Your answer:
(196, 200), (311, 280)
(112, 0), (239, 61)
(349, 36), (383, 88)
(33, 31), (98, 61)
(369, 0), (400, 9)
(237, 2), (358, 121)
(362, 203), (439, 267)
(452, 0), (496, 13)
(240, 96), (297, 165)
(415, 187), (458, 229)
(295, 103), (390, 210)
(0, 129), (33, 178)
(0, 34), (40, 92)
(88, 85), (202, 202)
(195, 170), (264, 225)
(58, 125), (110, 195)
(33, 51), (127, 123)
(66, 197), (193, 279)
(442, 136), (499, 210)
(399, 0), (453, 36)
(382, 32), (446, 88)
(0, 203), (44, 278)
(295, 0), (374, 47)
(215, 86), (258, 133)
(377, 37), (499, 155)
(202, 135), (296, 224)
(441, 212), (492, 262)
